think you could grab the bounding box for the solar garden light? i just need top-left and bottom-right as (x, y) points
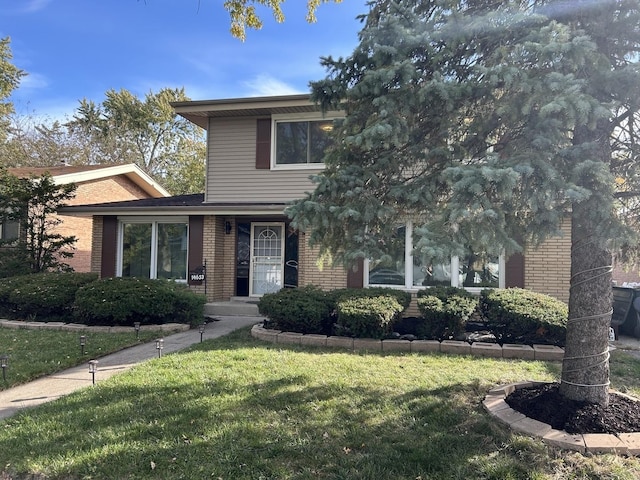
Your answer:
(88, 360), (98, 385)
(198, 322), (206, 343)
(156, 338), (164, 358)
(134, 322), (141, 339)
(0, 355), (8, 382)
(79, 335), (87, 356)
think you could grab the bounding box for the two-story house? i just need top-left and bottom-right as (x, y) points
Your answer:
(60, 94), (573, 311)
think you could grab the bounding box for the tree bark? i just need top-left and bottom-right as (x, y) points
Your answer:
(559, 200), (612, 406)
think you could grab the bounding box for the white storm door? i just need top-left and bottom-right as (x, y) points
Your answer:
(250, 223), (285, 296)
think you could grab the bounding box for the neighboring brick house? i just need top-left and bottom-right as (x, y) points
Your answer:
(60, 94), (573, 305)
(9, 164), (169, 272)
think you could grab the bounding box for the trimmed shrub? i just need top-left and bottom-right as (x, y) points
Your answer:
(0, 272), (98, 321)
(258, 285), (334, 334)
(73, 277), (205, 326)
(335, 295), (404, 339)
(480, 288), (568, 346)
(416, 287), (478, 340)
(330, 287), (412, 310)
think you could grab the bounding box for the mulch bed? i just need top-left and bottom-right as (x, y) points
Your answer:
(506, 383), (640, 434)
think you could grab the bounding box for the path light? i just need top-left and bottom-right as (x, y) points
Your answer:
(134, 322), (141, 339)
(79, 335), (87, 356)
(88, 360), (98, 385)
(0, 355), (8, 382)
(156, 339), (164, 358)
(199, 322), (206, 343)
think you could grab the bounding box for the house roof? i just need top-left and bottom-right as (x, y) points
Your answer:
(8, 164), (170, 198)
(58, 193), (288, 217)
(171, 94), (322, 129)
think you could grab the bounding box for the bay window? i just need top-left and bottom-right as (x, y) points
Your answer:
(366, 222), (504, 290)
(118, 218), (188, 281)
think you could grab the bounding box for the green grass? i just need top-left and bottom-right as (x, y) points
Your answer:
(1, 328), (640, 479)
(0, 328), (161, 389)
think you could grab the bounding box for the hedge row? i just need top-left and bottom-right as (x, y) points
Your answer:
(259, 286), (411, 338)
(259, 285), (569, 345)
(0, 273), (206, 326)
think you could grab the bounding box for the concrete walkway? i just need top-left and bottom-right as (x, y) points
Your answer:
(0, 316), (261, 420)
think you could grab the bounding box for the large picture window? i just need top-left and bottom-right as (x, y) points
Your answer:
(366, 222), (504, 290)
(119, 219), (188, 281)
(272, 115), (336, 168)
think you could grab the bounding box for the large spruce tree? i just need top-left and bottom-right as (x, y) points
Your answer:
(288, 0), (640, 405)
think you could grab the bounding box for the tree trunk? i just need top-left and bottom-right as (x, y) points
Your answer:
(559, 201), (612, 406)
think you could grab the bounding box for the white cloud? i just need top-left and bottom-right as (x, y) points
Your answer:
(242, 74), (304, 97)
(17, 72), (49, 91)
(0, 0), (52, 14)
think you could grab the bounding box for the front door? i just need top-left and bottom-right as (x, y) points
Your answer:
(250, 223), (285, 296)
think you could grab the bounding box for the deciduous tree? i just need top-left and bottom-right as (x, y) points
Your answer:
(288, 0), (640, 405)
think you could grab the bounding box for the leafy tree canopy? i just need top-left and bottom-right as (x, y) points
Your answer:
(224, 0), (342, 40)
(0, 168), (77, 276)
(0, 37), (25, 144)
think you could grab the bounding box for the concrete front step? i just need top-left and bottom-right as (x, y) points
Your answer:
(205, 301), (261, 317)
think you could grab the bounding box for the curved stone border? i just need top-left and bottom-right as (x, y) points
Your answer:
(484, 382), (640, 456)
(0, 319), (190, 333)
(250, 324), (565, 361)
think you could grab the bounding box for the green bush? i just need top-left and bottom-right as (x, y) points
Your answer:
(258, 285), (333, 334)
(335, 295), (404, 339)
(479, 288), (568, 346)
(416, 287), (478, 340)
(330, 287), (413, 310)
(0, 272), (98, 321)
(73, 277), (205, 326)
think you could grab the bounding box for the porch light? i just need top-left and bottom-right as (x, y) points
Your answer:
(199, 322), (206, 343)
(225, 221), (232, 235)
(134, 322), (141, 339)
(88, 360), (98, 385)
(79, 335), (87, 356)
(1, 355), (8, 382)
(156, 338), (164, 358)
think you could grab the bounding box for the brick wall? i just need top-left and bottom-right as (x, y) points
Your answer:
(298, 232), (348, 290)
(59, 176), (153, 272)
(524, 218), (571, 303)
(90, 216), (103, 275)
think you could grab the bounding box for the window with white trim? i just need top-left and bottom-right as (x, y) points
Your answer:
(118, 218), (188, 281)
(272, 113), (339, 168)
(365, 222), (505, 290)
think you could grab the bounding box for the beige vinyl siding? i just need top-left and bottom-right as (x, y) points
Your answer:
(206, 117), (323, 203)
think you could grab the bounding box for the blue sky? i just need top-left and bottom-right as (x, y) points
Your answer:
(1, 0), (368, 121)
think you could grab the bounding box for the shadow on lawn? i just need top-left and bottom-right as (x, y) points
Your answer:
(0, 368), (534, 479)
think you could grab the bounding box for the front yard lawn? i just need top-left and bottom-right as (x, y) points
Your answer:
(1, 327), (640, 479)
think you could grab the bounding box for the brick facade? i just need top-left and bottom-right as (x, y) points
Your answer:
(523, 218), (572, 303)
(297, 232), (349, 290)
(58, 176), (153, 272)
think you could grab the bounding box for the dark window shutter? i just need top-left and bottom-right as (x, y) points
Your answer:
(101, 216), (117, 278)
(505, 252), (525, 288)
(188, 216), (204, 285)
(347, 258), (364, 289)
(256, 118), (271, 169)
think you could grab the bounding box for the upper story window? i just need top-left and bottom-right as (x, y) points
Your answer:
(271, 113), (339, 169)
